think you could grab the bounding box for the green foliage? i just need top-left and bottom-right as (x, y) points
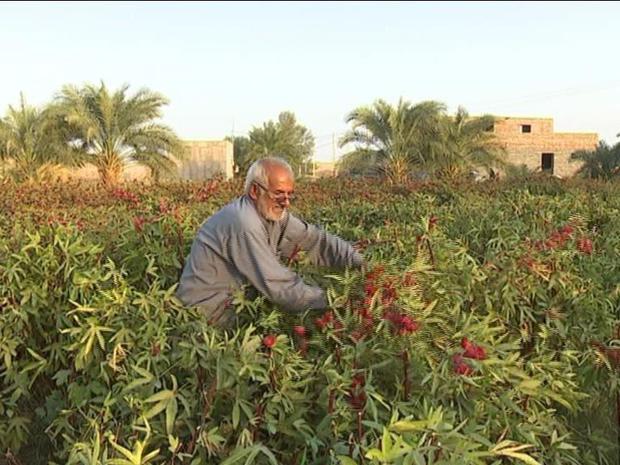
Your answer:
(1, 177), (620, 464)
(338, 99), (504, 183)
(225, 135), (252, 177)
(243, 111), (315, 177)
(52, 81), (184, 186)
(571, 141), (620, 180)
(0, 93), (79, 181)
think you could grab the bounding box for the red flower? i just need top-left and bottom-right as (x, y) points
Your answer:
(381, 282), (398, 306)
(402, 272), (416, 287)
(365, 265), (384, 282)
(454, 361), (474, 376)
(364, 283), (377, 296)
(358, 307), (372, 320)
(452, 354), (474, 376)
(461, 337), (487, 360)
(398, 316), (420, 335)
(348, 373), (367, 410)
(351, 373), (365, 388)
(293, 326), (306, 337)
(577, 237), (593, 255)
(383, 310), (401, 325)
(262, 334), (277, 348)
(315, 310), (334, 330)
(383, 311), (419, 335)
(132, 215), (147, 233)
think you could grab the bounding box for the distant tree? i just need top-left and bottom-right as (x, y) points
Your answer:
(53, 82), (184, 186)
(570, 141), (620, 180)
(432, 107), (505, 180)
(339, 99), (504, 183)
(0, 93), (78, 181)
(245, 112), (315, 176)
(338, 99), (445, 184)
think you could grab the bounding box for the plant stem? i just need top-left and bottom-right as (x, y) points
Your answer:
(402, 349), (410, 401)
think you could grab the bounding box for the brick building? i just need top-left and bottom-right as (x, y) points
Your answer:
(491, 117), (598, 177)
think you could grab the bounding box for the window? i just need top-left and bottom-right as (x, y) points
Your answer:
(541, 153), (554, 173)
(521, 124), (532, 133)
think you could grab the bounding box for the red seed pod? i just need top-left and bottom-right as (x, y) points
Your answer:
(262, 334), (277, 348)
(577, 237), (593, 255)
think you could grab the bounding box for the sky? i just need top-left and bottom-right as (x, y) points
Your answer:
(1, 1), (619, 161)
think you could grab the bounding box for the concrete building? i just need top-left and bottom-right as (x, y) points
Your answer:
(53, 139), (233, 182)
(491, 117), (598, 177)
(181, 140), (233, 180)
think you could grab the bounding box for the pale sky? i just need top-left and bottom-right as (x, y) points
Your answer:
(2, 1), (619, 161)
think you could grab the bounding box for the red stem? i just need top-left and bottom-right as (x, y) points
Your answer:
(328, 388), (336, 415)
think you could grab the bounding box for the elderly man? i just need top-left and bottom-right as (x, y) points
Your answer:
(177, 157), (363, 327)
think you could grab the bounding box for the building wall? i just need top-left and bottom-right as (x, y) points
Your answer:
(180, 140), (233, 180)
(52, 140), (233, 182)
(492, 117), (598, 177)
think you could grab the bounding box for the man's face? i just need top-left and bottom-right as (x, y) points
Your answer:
(253, 166), (294, 221)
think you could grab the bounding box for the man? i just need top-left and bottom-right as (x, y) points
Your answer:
(176, 157), (364, 327)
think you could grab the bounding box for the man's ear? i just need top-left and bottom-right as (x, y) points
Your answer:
(248, 183), (259, 200)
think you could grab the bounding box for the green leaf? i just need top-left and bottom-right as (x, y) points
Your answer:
(232, 400), (240, 429)
(144, 389), (174, 404)
(337, 456), (358, 465)
(144, 400), (168, 420)
(165, 398), (178, 436)
(53, 369), (71, 386)
(518, 379), (542, 391)
(497, 451), (542, 465)
(390, 420), (429, 433)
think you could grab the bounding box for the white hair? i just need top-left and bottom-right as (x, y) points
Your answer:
(244, 157), (294, 195)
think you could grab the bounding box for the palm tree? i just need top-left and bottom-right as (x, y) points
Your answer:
(432, 107), (505, 180)
(54, 82), (184, 186)
(338, 99), (445, 184)
(245, 111), (315, 176)
(0, 93), (78, 181)
(570, 141), (620, 180)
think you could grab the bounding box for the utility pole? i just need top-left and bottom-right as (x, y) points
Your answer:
(332, 133), (337, 176)
(313, 148), (316, 178)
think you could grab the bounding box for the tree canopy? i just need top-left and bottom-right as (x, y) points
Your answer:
(338, 98), (504, 183)
(53, 82), (184, 185)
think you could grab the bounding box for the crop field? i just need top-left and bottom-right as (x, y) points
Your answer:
(1, 176), (619, 465)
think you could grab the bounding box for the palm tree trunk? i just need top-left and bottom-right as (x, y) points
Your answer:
(98, 152), (123, 187)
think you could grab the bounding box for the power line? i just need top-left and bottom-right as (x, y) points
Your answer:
(470, 80), (620, 110)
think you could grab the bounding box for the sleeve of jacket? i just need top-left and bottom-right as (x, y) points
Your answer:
(228, 228), (328, 313)
(280, 213), (364, 269)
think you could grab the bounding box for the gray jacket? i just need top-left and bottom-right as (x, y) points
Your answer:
(176, 195), (363, 324)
